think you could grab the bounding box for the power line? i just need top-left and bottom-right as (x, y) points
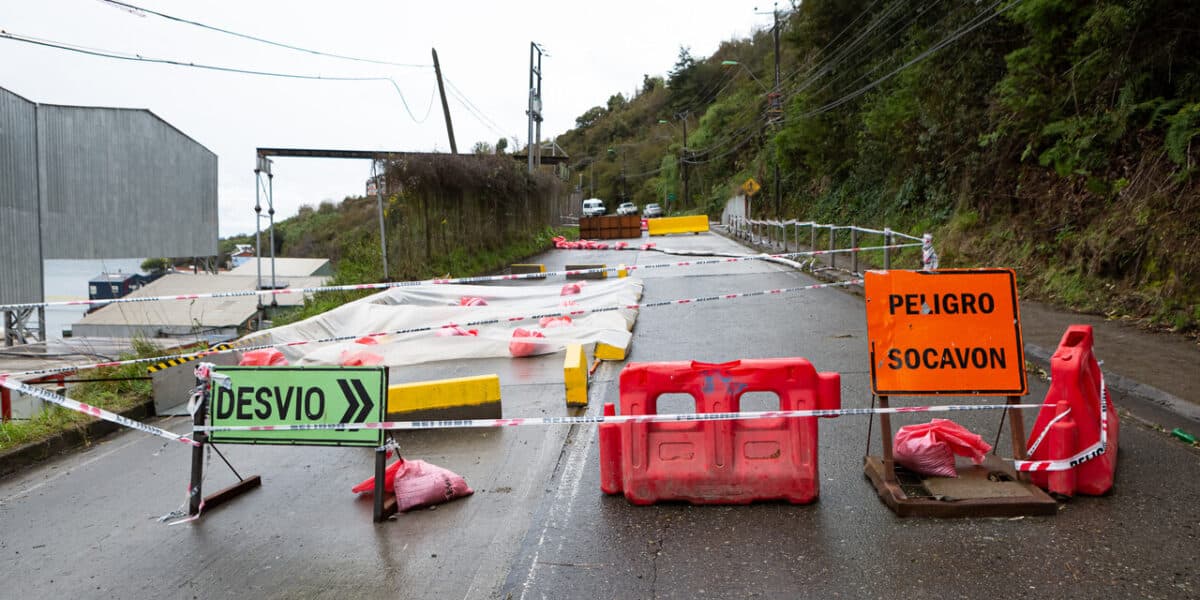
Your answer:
(0, 30), (434, 123)
(799, 0), (1016, 119)
(443, 76), (510, 139)
(95, 0), (430, 68)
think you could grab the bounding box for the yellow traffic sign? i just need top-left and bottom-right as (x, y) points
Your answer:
(742, 178), (761, 196)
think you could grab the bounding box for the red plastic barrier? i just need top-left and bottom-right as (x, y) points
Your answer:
(1026, 325), (1119, 496)
(599, 358), (841, 505)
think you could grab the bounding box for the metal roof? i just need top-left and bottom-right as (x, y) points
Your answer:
(227, 258), (332, 278)
(73, 271), (328, 332)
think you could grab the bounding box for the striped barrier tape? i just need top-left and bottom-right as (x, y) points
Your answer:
(0, 360), (1043, 453)
(1013, 374), (1109, 472)
(194, 402), (1043, 433)
(146, 343), (233, 374)
(0, 280), (861, 379)
(0, 374), (200, 447)
(0, 243), (916, 313)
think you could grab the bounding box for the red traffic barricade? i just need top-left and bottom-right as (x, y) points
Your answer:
(599, 358), (840, 505)
(1023, 325), (1119, 496)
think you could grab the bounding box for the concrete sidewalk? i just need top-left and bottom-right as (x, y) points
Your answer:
(1021, 300), (1200, 428)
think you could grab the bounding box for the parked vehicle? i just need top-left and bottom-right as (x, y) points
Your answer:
(582, 198), (606, 217)
(644, 203), (664, 218)
(616, 202), (638, 216)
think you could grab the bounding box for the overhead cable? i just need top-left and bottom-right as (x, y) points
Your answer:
(0, 30), (433, 123)
(96, 0), (430, 68)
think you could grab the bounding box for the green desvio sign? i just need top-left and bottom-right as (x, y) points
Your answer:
(208, 366), (386, 447)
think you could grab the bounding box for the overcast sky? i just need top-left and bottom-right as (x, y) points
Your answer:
(2, 0), (772, 237)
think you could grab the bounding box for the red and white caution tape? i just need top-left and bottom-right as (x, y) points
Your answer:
(193, 402), (1043, 433)
(1, 280), (861, 379)
(1013, 374), (1109, 472)
(0, 244), (915, 313)
(0, 374), (200, 447)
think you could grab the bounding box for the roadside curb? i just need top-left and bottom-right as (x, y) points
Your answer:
(1023, 343), (1200, 424)
(0, 400), (156, 480)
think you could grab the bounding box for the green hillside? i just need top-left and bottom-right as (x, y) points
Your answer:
(555, 0), (1200, 333)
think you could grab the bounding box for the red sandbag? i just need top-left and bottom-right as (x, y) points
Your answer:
(340, 350), (383, 366)
(394, 459), (474, 512)
(508, 328), (546, 357)
(560, 283), (582, 296)
(239, 348), (288, 366)
(351, 459), (405, 494)
(459, 296), (488, 306)
(539, 316), (573, 328)
(435, 326), (478, 337)
(893, 419), (992, 478)
(355, 336), (379, 345)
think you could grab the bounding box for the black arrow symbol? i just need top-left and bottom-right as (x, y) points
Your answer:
(352, 378), (375, 422)
(337, 379), (361, 424)
(337, 378), (377, 424)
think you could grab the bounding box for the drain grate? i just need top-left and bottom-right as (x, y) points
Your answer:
(893, 465), (933, 499)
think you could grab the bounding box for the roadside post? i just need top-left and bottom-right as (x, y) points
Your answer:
(863, 269), (1057, 517)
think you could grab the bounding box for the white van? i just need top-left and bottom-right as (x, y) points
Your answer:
(582, 198), (606, 217)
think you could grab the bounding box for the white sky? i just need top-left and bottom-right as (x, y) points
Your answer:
(1, 0), (771, 237)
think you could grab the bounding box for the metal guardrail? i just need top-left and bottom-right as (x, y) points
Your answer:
(723, 216), (936, 274)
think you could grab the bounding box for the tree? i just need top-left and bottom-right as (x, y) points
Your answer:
(642, 74), (663, 95)
(495, 138), (508, 154)
(472, 141), (494, 155)
(667, 46), (695, 89)
(575, 105), (607, 129)
(606, 93), (628, 113)
(141, 257), (171, 273)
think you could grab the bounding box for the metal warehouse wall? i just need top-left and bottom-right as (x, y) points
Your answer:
(0, 87), (43, 306)
(36, 104), (218, 259)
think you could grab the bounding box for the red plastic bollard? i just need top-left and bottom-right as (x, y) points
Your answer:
(1026, 325), (1119, 496)
(598, 402), (622, 495)
(1046, 401), (1077, 497)
(599, 358), (840, 505)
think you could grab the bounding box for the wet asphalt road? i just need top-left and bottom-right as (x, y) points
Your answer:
(2, 231), (1198, 599)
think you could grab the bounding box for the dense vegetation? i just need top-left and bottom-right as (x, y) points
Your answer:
(556, 0), (1200, 332)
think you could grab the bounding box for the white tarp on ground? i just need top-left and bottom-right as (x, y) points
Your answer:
(235, 278), (644, 367)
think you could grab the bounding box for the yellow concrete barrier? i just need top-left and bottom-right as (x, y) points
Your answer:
(596, 342), (628, 361)
(564, 344), (588, 406)
(387, 374), (501, 420)
(647, 215), (709, 236)
(565, 264), (607, 280)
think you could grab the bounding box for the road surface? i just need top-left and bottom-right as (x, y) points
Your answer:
(1, 231), (1197, 599)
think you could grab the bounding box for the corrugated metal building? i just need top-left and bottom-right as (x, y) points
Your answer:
(36, 103), (217, 259)
(0, 87), (43, 307)
(0, 85), (218, 319)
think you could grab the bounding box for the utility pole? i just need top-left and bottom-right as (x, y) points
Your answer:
(526, 42), (544, 174)
(680, 112), (689, 209)
(621, 149), (628, 201)
(772, 3), (781, 216)
(431, 48), (457, 154)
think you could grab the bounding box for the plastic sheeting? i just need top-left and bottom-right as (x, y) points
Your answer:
(235, 278), (643, 368)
